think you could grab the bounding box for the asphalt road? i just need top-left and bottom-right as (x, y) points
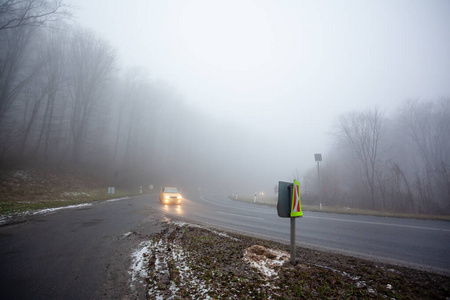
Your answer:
(1, 192), (449, 299)
(149, 193), (450, 274)
(0, 196), (163, 299)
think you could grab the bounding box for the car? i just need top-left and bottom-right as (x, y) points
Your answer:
(159, 187), (182, 205)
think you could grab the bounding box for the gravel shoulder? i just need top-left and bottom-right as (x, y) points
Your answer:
(129, 216), (449, 299)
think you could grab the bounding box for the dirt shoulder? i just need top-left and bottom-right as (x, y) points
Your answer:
(130, 216), (449, 299)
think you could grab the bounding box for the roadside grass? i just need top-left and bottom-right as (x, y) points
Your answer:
(137, 218), (450, 299)
(0, 188), (139, 215)
(0, 168), (143, 216)
(230, 195), (450, 221)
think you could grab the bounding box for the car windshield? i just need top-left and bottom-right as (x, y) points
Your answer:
(164, 188), (179, 193)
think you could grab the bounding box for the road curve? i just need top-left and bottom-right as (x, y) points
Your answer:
(0, 192), (448, 299)
(151, 192), (450, 274)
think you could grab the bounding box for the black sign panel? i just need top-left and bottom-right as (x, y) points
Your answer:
(277, 181), (292, 218)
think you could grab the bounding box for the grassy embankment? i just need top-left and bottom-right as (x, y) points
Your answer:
(231, 194), (450, 221)
(0, 168), (143, 216)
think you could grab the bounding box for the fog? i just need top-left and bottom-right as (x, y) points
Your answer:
(1, 0), (449, 213)
(72, 0), (450, 165)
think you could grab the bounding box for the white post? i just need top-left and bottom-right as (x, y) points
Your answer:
(317, 161), (322, 210)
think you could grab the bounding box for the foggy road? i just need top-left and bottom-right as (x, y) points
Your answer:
(152, 193), (450, 274)
(1, 192), (449, 299)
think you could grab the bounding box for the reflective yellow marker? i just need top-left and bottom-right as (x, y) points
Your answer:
(291, 179), (303, 217)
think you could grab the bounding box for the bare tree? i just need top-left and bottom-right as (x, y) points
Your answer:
(0, 25), (35, 122)
(398, 99), (450, 213)
(31, 26), (68, 159)
(112, 67), (150, 166)
(67, 28), (116, 163)
(338, 108), (384, 210)
(0, 0), (70, 119)
(0, 0), (69, 31)
(0, 0), (70, 161)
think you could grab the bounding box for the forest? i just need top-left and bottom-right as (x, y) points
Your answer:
(0, 0), (267, 192)
(301, 102), (450, 215)
(1, 0), (449, 215)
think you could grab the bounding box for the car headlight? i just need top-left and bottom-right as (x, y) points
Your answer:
(177, 195), (182, 199)
(165, 195), (169, 199)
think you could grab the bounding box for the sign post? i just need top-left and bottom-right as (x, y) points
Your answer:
(290, 217), (296, 265)
(277, 180), (302, 265)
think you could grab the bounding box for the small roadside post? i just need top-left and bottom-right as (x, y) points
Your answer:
(315, 154), (322, 210)
(277, 180), (303, 265)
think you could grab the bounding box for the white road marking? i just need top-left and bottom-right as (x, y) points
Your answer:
(304, 215), (450, 232)
(200, 196), (236, 208)
(201, 195), (273, 212)
(202, 195), (449, 233)
(217, 211), (264, 220)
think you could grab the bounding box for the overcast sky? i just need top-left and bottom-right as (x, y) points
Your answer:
(71, 0), (450, 174)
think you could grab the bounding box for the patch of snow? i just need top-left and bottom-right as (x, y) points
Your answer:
(386, 284), (393, 290)
(13, 170), (33, 180)
(243, 245), (289, 278)
(388, 268), (400, 274)
(351, 275), (361, 281)
(168, 219), (239, 241)
(0, 215), (9, 225)
(123, 232), (133, 237)
(0, 203), (92, 225)
(61, 191), (91, 197)
(314, 264), (337, 272)
(129, 241), (151, 289)
(151, 238), (213, 299)
(34, 203), (92, 215)
(130, 235), (214, 299)
(106, 197), (129, 202)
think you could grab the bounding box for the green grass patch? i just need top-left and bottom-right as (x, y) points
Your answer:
(0, 188), (140, 215)
(0, 167), (145, 216)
